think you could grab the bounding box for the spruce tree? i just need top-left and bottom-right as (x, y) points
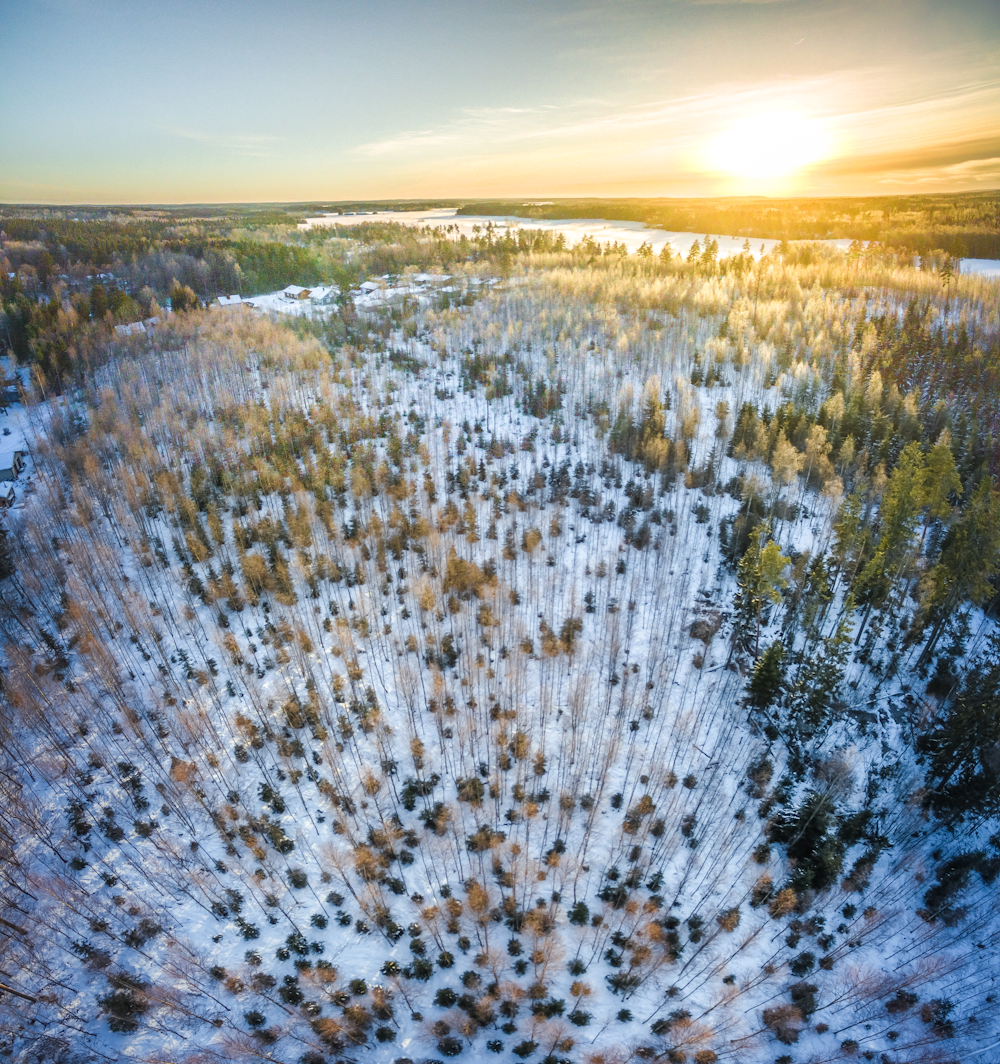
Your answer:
(733, 522), (790, 657)
(917, 478), (1000, 664)
(853, 441), (924, 637)
(914, 430), (962, 546)
(917, 633), (1000, 821)
(747, 641), (785, 710)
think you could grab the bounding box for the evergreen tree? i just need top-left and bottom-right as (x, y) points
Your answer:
(637, 377), (666, 468)
(915, 431), (962, 544)
(917, 633), (1000, 821)
(917, 478), (1000, 664)
(831, 487), (865, 583)
(733, 522), (790, 657)
(747, 641), (785, 709)
(785, 599), (854, 737)
(853, 441), (924, 636)
(0, 524), (13, 581)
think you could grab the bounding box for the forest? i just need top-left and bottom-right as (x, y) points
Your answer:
(456, 194), (1000, 262)
(0, 215), (998, 1064)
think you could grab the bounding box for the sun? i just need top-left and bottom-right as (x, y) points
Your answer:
(706, 111), (831, 181)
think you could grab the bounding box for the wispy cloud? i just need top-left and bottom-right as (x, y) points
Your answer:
(345, 57), (1000, 195)
(163, 128), (282, 159)
(350, 107), (553, 158)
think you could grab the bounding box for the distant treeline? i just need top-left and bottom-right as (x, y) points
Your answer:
(456, 194), (1000, 259)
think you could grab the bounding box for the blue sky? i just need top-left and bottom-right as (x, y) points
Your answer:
(2, 0), (998, 202)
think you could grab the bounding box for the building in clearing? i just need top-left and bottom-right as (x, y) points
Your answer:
(282, 285), (312, 301)
(0, 485), (13, 508)
(0, 450), (24, 482)
(216, 294), (244, 308)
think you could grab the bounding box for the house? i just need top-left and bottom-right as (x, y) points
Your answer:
(306, 285), (339, 305)
(282, 285), (312, 301)
(0, 485), (14, 509)
(216, 294), (243, 308)
(358, 280), (380, 294)
(0, 450), (25, 482)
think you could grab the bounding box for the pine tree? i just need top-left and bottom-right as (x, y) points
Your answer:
(917, 479), (1000, 664)
(917, 633), (1000, 820)
(853, 441), (924, 636)
(637, 377), (666, 469)
(785, 599), (854, 737)
(733, 522), (790, 657)
(747, 641), (785, 709)
(914, 430), (962, 547)
(831, 488), (865, 584)
(0, 523), (14, 581)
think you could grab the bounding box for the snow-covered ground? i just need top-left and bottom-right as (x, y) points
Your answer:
(243, 284), (339, 317)
(1, 263), (997, 1062)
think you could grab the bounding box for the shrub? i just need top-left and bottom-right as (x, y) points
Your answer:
(768, 888), (797, 918)
(98, 973), (148, 1034)
(750, 875), (773, 907)
(568, 902), (589, 926)
(886, 990), (918, 1014)
(919, 999), (955, 1038)
(790, 952), (815, 976)
(761, 1004), (803, 1045)
(717, 907), (740, 931)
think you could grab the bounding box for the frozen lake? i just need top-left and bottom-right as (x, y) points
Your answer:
(960, 257), (1000, 278)
(301, 207), (848, 260)
(301, 207), (995, 276)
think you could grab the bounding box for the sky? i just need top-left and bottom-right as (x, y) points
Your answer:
(1, 0), (998, 203)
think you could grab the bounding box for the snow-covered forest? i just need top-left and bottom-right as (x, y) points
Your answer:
(1, 232), (998, 1064)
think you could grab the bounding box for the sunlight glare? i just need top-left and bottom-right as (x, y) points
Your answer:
(707, 111), (831, 180)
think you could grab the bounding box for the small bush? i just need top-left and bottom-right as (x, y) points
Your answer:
(717, 907), (740, 932)
(790, 952), (815, 976)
